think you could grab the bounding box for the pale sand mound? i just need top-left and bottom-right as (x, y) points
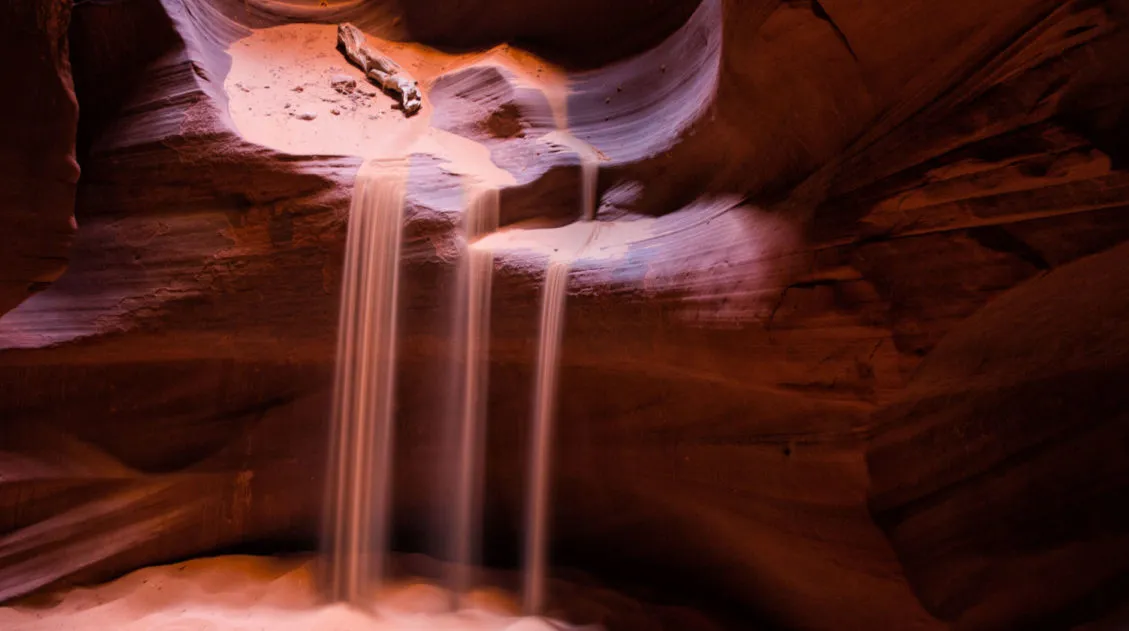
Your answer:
(225, 23), (569, 187)
(225, 24), (667, 264)
(0, 556), (572, 631)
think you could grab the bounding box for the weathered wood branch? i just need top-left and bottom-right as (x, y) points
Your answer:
(336, 23), (422, 116)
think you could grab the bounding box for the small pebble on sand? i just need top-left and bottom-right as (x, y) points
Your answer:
(331, 108), (341, 116)
(330, 74), (357, 94)
(295, 111), (317, 120)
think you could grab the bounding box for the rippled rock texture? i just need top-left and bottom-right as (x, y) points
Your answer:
(2, 0), (1129, 629)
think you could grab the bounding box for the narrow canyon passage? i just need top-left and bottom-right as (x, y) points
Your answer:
(2, 0), (1129, 630)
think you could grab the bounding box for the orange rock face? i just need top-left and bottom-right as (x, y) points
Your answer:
(2, 0), (1129, 629)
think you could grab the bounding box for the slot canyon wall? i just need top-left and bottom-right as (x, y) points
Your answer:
(2, 0), (1129, 629)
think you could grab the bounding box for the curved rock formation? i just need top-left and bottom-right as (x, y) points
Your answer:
(2, 0), (1129, 629)
(868, 241), (1129, 631)
(0, 0), (79, 316)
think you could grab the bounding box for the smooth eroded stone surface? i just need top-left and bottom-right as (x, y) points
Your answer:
(0, 0), (79, 316)
(1, 0), (1128, 629)
(868, 241), (1129, 631)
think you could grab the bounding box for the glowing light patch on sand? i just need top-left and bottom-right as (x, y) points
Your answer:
(0, 556), (566, 631)
(224, 23), (567, 184)
(473, 219), (657, 263)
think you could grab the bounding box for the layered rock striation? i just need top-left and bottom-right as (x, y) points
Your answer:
(2, 0), (1128, 629)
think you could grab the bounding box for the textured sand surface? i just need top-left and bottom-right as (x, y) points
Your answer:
(0, 556), (566, 631)
(225, 22), (569, 187)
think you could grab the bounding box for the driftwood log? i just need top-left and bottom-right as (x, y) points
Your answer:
(336, 23), (422, 116)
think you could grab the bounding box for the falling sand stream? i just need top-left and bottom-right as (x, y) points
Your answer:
(521, 258), (569, 614)
(523, 153), (599, 614)
(326, 153), (598, 617)
(450, 186), (500, 603)
(319, 34), (600, 614)
(324, 164), (504, 608)
(324, 160), (406, 604)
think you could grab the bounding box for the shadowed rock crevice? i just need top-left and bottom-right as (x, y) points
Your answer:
(0, 0), (79, 316)
(807, 0), (857, 60)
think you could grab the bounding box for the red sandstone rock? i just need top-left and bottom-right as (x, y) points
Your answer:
(868, 241), (1129, 631)
(1, 0), (1128, 629)
(0, 0), (79, 316)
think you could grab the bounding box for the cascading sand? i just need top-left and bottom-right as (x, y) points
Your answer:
(581, 155), (598, 222)
(522, 259), (570, 615)
(324, 160), (407, 605)
(523, 154), (598, 614)
(449, 186), (500, 602)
